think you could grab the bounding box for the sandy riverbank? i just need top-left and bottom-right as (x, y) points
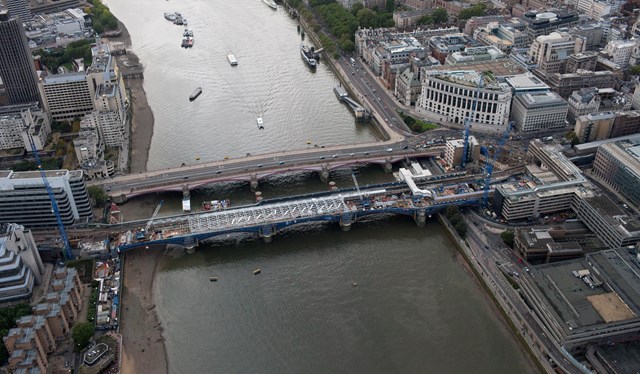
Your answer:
(103, 20), (154, 173)
(120, 248), (168, 374)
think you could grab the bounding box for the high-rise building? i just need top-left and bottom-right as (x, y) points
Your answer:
(0, 169), (92, 228)
(0, 223), (44, 302)
(528, 32), (583, 76)
(0, 11), (42, 108)
(5, 0), (32, 22)
(41, 72), (95, 122)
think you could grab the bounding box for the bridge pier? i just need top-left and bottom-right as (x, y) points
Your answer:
(113, 194), (128, 204)
(250, 173), (259, 191)
(414, 209), (427, 228)
(340, 212), (355, 231)
(184, 237), (199, 254)
(259, 225), (276, 243)
(382, 158), (393, 173)
(318, 164), (330, 183)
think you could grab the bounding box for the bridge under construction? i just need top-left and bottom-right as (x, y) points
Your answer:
(116, 174), (489, 252)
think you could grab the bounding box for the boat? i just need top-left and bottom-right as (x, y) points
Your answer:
(262, 0), (277, 10)
(181, 37), (188, 48)
(257, 117), (264, 130)
(164, 12), (176, 21)
(227, 54), (238, 66)
(173, 13), (183, 25)
(183, 29), (193, 37)
(210, 277), (217, 282)
(189, 87), (202, 101)
(187, 36), (194, 48)
(300, 44), (316, 68)
(253, 269), (262, 275)
(182, 17), (188, 25)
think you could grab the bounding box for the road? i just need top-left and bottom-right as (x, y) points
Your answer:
(94, 142), (446, 197)
(336, 56), (412, 135)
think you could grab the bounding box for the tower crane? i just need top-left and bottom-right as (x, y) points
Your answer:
(482, 121), (513, 208)
(461, 73), (485, 168)
(27, 133), (72, 259)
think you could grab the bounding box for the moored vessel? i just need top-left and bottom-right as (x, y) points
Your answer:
(227, 54), (238, 66)
(300, 44), (317, 68)
(262, 0), (277, 10)
(257, 117), (264, 130)
(189, 87), (202, 101)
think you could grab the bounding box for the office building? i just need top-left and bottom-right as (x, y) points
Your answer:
(601, 39), (637, 69)
(592, 139), (640, 210)
(0, 11), (43, 108)
(504, 73), (550, 96)
(519, 251), (640, 353)
(567, 87), (601, 124)
(0, 104), (50, 151)
(0, 224), (44, 302)
(528, 32), (582, 75)
(41, 72), (94, 122)
(445, 46), (506, 65)
(510, 92), (568, 133)
(444, 136), (479, 169)
(564, 52), (597, 74)
(0, 170), (92, 228)
(520, 10), (580, 43)
(545, 70), (617, 98)
(573, 194), (640, 249)
(428, 33), (480, 64)
(513, 228), (583, 263)
(416, 70), (513, 133)
(574, 112), (615, 143)
(493, 140), (593, 221)
(5, 0), (31, 22)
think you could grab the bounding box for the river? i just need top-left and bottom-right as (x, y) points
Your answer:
(104, 0), (379, 171)
(105, 0), (535, 372)
(155, 218), (535, 373)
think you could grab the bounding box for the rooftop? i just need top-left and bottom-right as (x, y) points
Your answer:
(516, 92), (566, 107)
(504, 73), (549, 90)
(43, 72), (87, 85)
(532, 249), (640, 334)
(426, 59), (526, 77)
(585, 194), (640, 234)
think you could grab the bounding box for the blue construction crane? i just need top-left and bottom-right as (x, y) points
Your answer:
(26, 134), (72, 259)
(482, 121), (513, 207)
(461, 73), (485, 168)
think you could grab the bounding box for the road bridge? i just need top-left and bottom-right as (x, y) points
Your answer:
(94, 145), (444, 202)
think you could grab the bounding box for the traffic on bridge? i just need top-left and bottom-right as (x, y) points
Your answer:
(95, 142), (445, 201)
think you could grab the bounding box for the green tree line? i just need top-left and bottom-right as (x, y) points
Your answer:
(87, 0), (118, 34)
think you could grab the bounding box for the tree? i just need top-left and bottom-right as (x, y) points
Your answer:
(501, 230), (515, 248)
(458, 4), (486, 21)
(432, 8), (448, 24)
(385, 0), (395, 13)
(417, 15), (433, 25)
(356, 8), (378, 28)
(88, 186), (109, 206)
(630, 65), (640, 75)
(72, 322), (94, 352)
